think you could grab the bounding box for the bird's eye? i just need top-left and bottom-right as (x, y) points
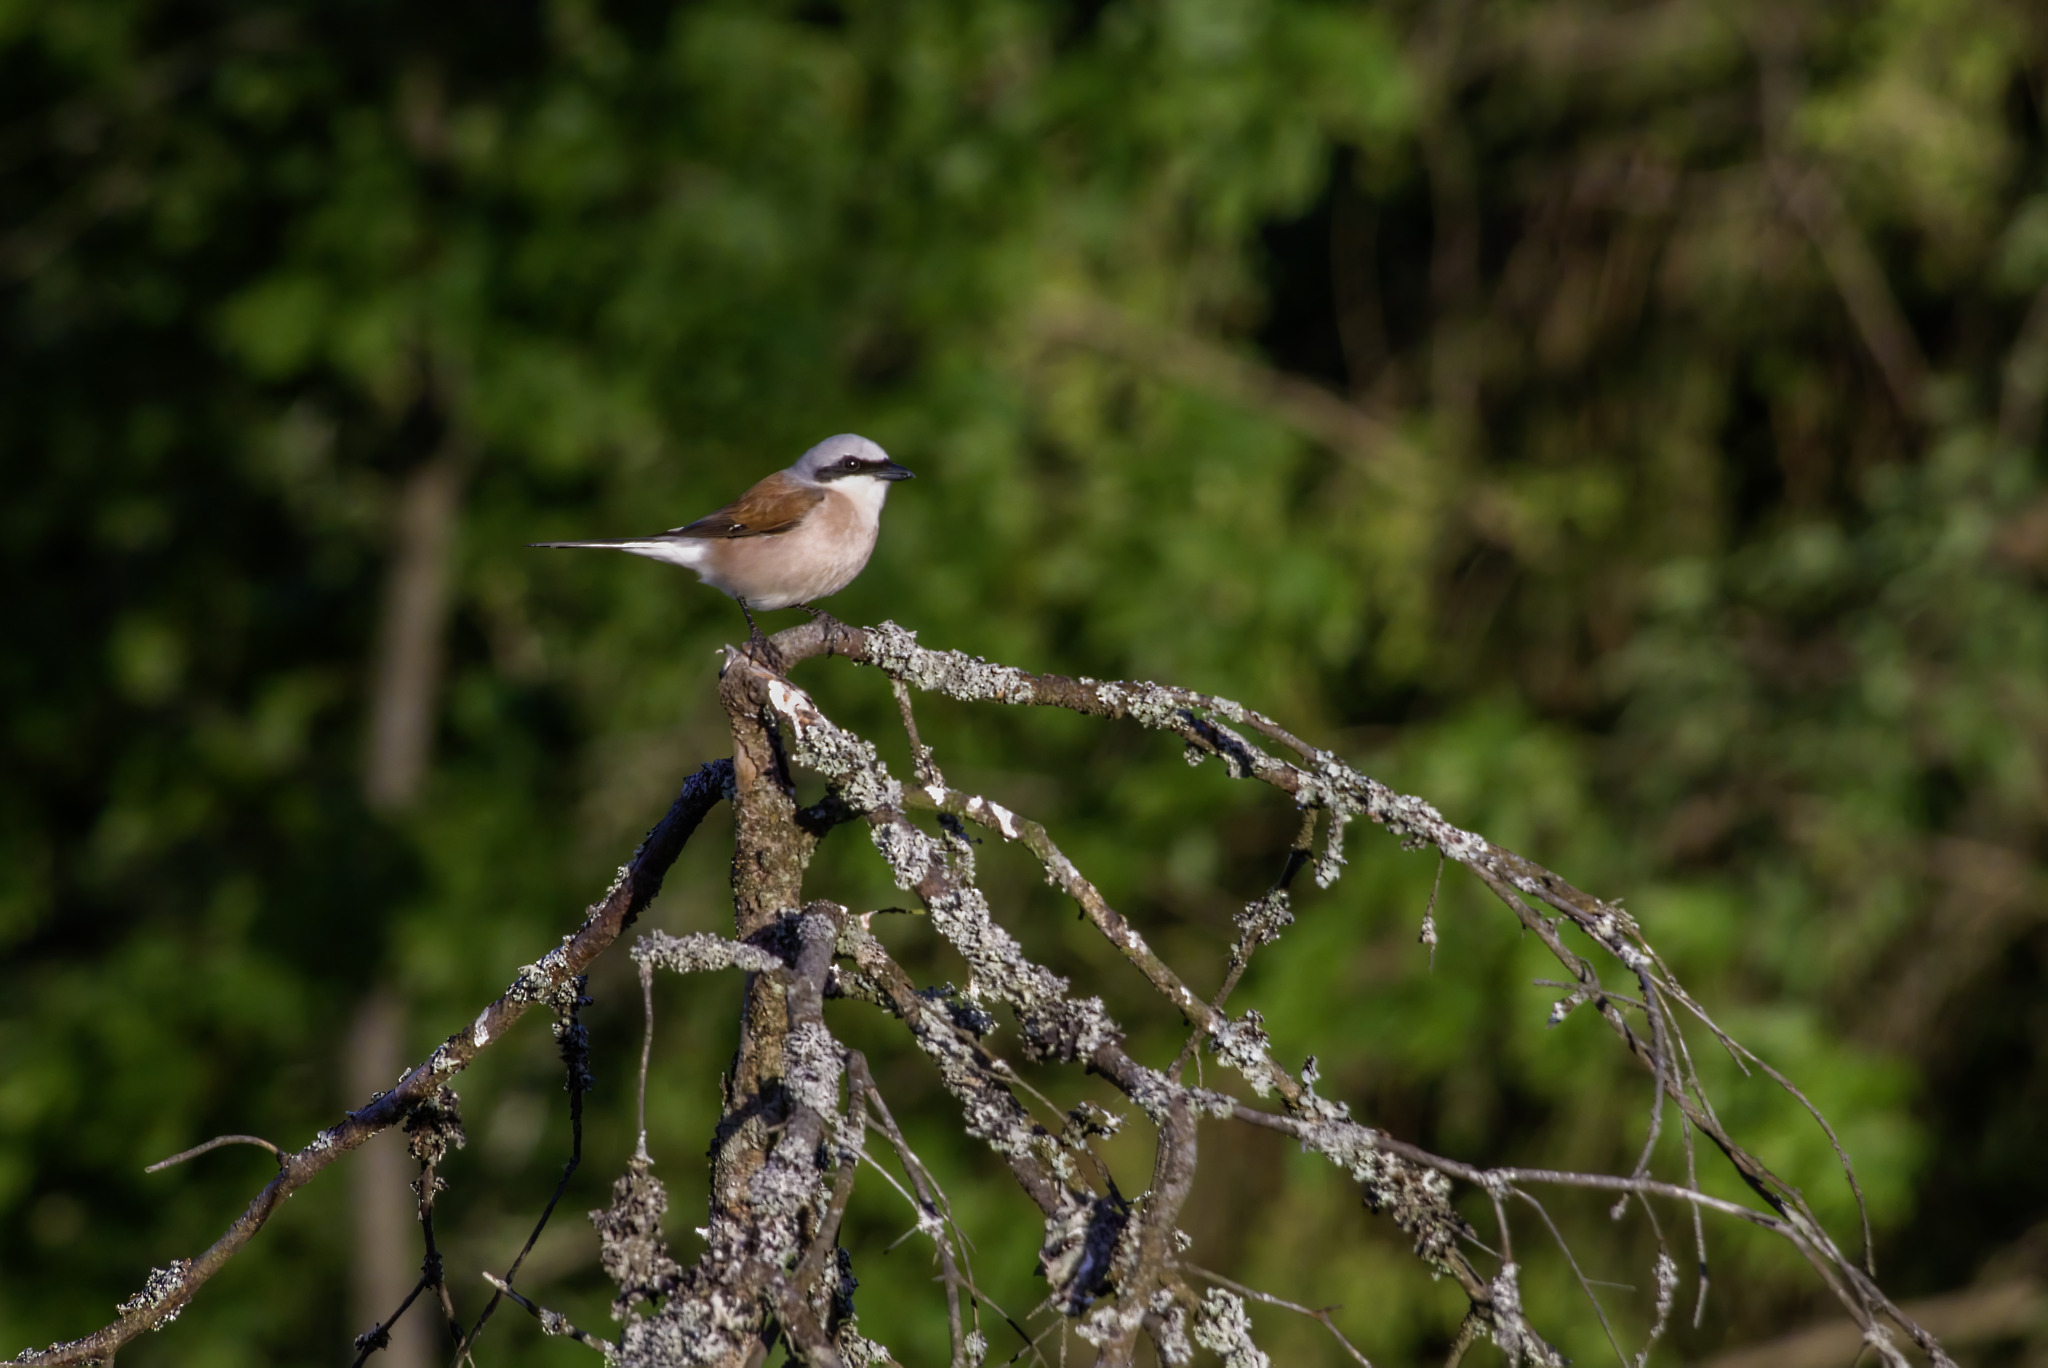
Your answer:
(840, 457), (861, 470)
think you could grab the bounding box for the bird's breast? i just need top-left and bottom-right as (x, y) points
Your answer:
(703, 488), (881, 609)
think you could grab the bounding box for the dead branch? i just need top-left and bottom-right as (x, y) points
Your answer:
(3, 759), (732, 1368)
(5, 622), (1956, 1368)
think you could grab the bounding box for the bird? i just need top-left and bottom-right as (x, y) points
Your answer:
(532, 434), (915, 659)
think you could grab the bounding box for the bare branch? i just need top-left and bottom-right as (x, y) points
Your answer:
(478, 1273), (613, 1354)
(143, 1135), (285, 1173)
(1183, 1264), (1374, 1367)
(13, 623), (1958, 1368)
(4, 760), (732, 1368)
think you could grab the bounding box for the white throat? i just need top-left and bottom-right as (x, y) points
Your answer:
(829, 475), (892, 527)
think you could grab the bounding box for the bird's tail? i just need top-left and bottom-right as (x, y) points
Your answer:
(529, 539), (705, 569)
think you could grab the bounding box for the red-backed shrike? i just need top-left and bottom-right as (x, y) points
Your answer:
(533, 434), (914, 651)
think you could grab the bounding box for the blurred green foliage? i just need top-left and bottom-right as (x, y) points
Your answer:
(4, 1), (2048, 1364)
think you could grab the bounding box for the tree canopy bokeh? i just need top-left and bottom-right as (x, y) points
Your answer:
(4, 0), (2047, 1363)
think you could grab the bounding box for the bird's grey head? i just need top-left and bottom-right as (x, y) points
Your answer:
(791, 434), (916, 485)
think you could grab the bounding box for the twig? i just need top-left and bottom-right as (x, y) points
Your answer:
(2, 760), (732, 1368)
(1184, 1263), (1375, 1366)
(349, 1278), (428, 1367)
(1172, 813), (1318, 1083)
(1684, 1116), (1711, 1328)
(1515, 1188), (1629, 1368)
(416, 1159), (466, 1355)
(144, 1135), (285, 1173)
(477, 1273), (613, 1353)
(1420, 854), (1443, 968)
(454, 970), (593, 1359)
(857, 1034), (1029, 1366)
(743, 623), (1936, 1361)
(1629, 974), (1671, 1181)
(18, 622), (1961, 1368)
(891, 675), (943, 788)
(636, 957), (655, 1160)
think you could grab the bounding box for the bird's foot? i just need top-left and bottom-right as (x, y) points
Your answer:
(799, 605), (846, 654)
(744, 625), (789, 675)
(738, 601), (787, 674)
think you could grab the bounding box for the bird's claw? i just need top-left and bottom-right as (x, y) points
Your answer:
(737, 600), (788, 674)
(800, 605), (846, 653)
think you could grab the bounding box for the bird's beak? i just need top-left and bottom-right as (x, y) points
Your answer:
(878, 461), (916, 481)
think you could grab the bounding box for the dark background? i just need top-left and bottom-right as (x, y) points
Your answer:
(4, 1), (2047, 1363)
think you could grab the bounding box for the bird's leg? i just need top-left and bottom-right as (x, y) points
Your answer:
(737, 599), (782, 671)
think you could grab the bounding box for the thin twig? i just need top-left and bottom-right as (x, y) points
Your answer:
(1184, 1264), (1374, 1366)
(855, 1063), (973, 1368)
(144, 1135), (285, 1173)
(1684, 1117), (1711, 1328)
(453, 977), (593, 1360)
(6, 761), (733, 1368)
(1172, 813), (1317, 1083)
(1516, 1188), (1628, 1368)
(636, 957), (655, 1161)
(1629, 973), (1671, 1181)
(349, 1278), (428, 1367)
(416, 1159), (467, 1359)
(478, 1273), (613, 1353)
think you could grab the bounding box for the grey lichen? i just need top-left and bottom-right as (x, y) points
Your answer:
(1061, 1100), (1124, 1148)
(593, 863), (634, 913)
(590, 1155), (683, 1319)
(863, 621), (1038, 704)
(1093, 679), (1190, 731)
(1116, 1063), (1233, 1123)
(1315, 805), (1353, 888)
(1233, 889), (1294, 953)
(744, 1146), (821, 1269)
(757, 672), (904, 814)
(1634, 1249), (1680, 1368)
(1076, 1302), (1144, 1349)
(1019, 995), (1117, 1065)
(908, 1001), (1043, 1159)
(1479, 1262), (1565, 1367)
(1547, 984), (1592, 1027)
(1192, 1288), (1269, 1368)
(938, 811), (979, 883)
(783, 1020), (843, 1117)
(870, 820), (940, 891)
(505, 946), (575, 1010)
(1208, 1010), (1274, 1095)
(760, 680), (1120, 1074)
(115, 1260), (192, 1327)
(403, 1085), (467, 1166)
(1302, 1119), (1468, 1268)
(1150, 1291), (1193, 1365)
(836, 1329), (895, 1367)
(915, 868), (1071, 1013)
(1489, 1263), (1527, 1356)
(616, 1287), (756, 1368)
(632, 930), (782, 977)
